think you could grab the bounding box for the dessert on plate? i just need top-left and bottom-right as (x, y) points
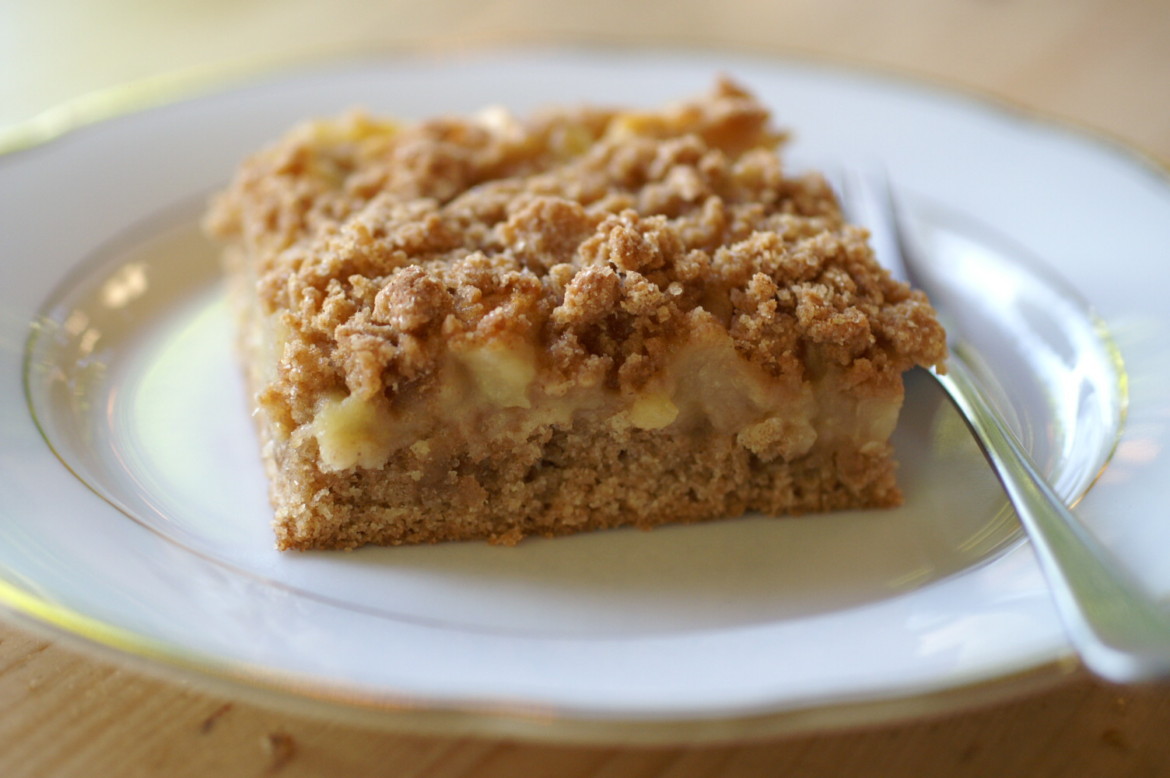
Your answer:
(205, 79), (946, 550)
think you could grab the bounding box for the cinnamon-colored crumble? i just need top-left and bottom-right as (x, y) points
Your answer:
(206, 79), (946, 550)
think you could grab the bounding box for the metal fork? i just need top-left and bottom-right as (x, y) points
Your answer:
(839, 170), (1170, 684)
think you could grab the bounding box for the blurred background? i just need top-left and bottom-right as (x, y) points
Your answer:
(2, 0), (1168, 157)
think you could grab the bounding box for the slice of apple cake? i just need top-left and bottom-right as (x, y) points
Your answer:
(205, 79), (946, 550)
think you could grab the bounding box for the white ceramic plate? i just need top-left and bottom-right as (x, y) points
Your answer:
(2, 49), (1168, 743)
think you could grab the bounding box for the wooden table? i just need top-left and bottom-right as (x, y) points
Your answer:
(3, 1), (1168, 775)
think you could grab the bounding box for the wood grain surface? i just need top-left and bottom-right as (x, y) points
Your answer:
(2, 0), (1169, 775)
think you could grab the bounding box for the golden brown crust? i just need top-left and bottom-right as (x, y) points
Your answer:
(207, 79), (947, 550)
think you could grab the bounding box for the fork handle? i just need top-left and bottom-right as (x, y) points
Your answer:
(934, 358), (1170, 683)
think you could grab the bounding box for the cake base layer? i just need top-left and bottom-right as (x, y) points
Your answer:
(264, 419), (901, 550)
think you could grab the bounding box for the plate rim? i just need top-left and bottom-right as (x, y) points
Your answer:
(0, 578), (1078, 744)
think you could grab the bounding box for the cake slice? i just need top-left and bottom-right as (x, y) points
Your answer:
(205, 79), (946, 551)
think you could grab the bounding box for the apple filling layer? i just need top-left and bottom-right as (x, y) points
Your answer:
(303, 332), (838, 476)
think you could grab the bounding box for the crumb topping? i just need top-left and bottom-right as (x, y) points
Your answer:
(206, 79), (946, 427)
